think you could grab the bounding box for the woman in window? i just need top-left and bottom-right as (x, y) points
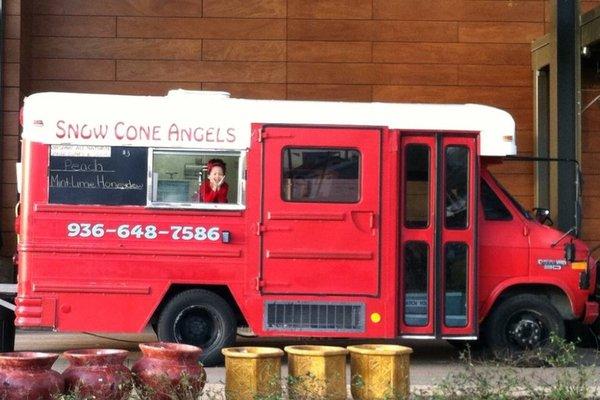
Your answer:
(198, 159), (228, 203)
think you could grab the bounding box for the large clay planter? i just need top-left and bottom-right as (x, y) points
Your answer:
(62, 348), (132, 400)
(284, 345), (348, 400)
(222, 346), (284, 400)
(0, 351), (63, 400)
(347, 344), (413, 400)
(132, 342), (206, 400)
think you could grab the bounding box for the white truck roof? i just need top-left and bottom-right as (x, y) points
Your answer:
(22, 90), (516, 156)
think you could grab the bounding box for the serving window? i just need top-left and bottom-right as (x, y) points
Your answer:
(148, 149), (246, 210)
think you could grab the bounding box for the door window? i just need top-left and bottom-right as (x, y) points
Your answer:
(445, 146), (469, 229)
(444, 242), (468, 327)
(404, 241), (429, 326)
(281, 148), (360, 203)
(404, 145), (430, 228)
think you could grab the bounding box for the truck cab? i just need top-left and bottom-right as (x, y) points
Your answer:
(478, 167), (597, 352)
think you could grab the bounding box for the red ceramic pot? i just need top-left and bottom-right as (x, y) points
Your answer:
(132, 342), (206, 400)
(62, 348), (132, 400)
(0, 351), (63, 400)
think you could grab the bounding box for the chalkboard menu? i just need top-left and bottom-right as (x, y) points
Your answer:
(49, 146), (148, 205)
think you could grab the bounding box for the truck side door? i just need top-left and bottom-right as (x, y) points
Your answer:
(259, 126), (382, 296)
(399, 132), (479, 338)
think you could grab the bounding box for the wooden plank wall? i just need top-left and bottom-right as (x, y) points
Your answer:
(573, 2), (600, 249)
(1, 0), (598, 258)
(22, 0), (546, 209)
(1, 0), (21, 267)
(582, 62), (600, 249)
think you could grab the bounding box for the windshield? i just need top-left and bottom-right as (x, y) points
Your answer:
(486, 173), (533, 220)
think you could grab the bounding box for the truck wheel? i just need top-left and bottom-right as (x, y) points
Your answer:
(157, 289), (236, 367)
(485, 294), (565, 357)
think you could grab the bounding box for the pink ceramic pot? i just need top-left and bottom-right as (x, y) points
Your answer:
(0, 351), (63, 400)
(132, 342), (206, 400)
(62, 348), (132, 400)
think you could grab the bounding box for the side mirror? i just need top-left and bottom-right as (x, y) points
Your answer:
(564, 242), (576, 262)
(533, 207), (553, 225)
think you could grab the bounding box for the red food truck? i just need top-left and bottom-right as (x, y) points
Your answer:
(13, 90), (599, 365)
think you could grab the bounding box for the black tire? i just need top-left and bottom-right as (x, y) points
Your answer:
(157, 289), (236, 367)
(484, 294), (565, 357)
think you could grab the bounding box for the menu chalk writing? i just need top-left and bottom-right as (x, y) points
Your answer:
(49, 146), (147, 205)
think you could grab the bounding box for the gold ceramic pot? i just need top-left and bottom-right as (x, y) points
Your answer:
(284, 345), (348, 400)
(347, 344), (413, 400)
(221, 347), (284, 400)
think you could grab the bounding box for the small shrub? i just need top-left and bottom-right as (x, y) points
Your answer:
(413, 335), (600, 400)
(351, 373), (409, 400)
(132, 371), (205, 400)
(52, 384), (96, 400)
(287, 371), (346, 400)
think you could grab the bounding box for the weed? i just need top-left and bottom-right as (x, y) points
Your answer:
(132, 371), (205, 400)
(413, 335), (600, 400)
(52, 384), (96, 400)
(287, 371), (347, 400)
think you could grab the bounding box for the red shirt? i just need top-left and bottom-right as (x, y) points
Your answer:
(198, 181), (229, 203)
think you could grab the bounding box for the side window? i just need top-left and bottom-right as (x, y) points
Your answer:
(149, 150), (245, 209)
(282, 148), (360, 203)
(481, 180), (512, 220)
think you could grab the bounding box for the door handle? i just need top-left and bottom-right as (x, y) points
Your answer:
(369, 212), (376, 229)
(350, 211), (377, 233)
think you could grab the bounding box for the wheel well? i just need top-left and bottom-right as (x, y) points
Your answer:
(150, 285), (246, 328)
(487, 284), (574, 322)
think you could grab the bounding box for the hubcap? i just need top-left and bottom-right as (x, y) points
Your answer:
(173, 306), (216, 347)
(507, 313), (545, 348)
